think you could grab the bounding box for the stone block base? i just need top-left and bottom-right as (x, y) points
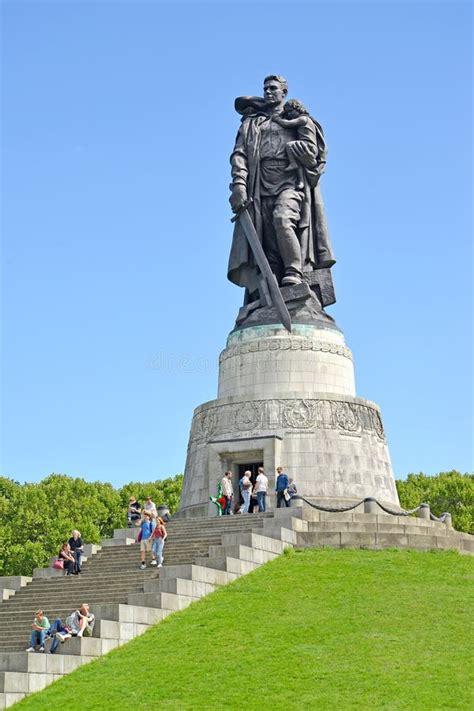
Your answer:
(179, 323), (399, 517)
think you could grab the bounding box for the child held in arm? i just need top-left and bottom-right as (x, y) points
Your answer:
(272, 99), (316, 190)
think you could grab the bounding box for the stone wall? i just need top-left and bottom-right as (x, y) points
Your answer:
(179, 323), (399, 517)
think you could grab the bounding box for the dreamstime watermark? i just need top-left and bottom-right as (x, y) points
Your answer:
(148, 352), (214, 374)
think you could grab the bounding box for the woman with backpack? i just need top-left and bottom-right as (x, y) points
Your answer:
(138, 511), (154, 570)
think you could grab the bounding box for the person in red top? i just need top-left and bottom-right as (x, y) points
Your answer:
(150, 517), (167, 568)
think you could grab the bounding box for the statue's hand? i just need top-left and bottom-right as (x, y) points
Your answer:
(290, 142), (317, 169)
(230, 184), (248, 213)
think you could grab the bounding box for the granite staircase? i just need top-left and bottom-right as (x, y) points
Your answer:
(0, 504), (472, 708)
(0, 512), (285, 707)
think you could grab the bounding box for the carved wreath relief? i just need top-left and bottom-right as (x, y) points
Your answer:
(282, 400), (316, 429)
(190, 398), (385, 443)
(234, 402), (263, 431)
(334, 402), (360, 433)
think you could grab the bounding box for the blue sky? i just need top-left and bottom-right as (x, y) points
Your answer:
(1, 1), (472, 486)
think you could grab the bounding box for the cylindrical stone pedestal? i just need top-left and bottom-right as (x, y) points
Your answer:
(178, 322), (399, 518)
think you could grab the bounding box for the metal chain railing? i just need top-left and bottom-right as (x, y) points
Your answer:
(292, 495), (451, 521)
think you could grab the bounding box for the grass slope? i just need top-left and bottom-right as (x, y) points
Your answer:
(16, 549), (473, 710)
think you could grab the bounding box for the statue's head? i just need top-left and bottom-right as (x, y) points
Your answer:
(263, 75), (288, 106)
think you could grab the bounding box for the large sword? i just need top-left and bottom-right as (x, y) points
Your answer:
(231, 198), (292, 332)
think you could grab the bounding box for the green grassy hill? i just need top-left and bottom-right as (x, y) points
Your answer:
(16, 549), (473, 710)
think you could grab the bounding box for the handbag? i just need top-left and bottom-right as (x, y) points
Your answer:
(283, 489), (291, 502)
(53, 559), (64, 569)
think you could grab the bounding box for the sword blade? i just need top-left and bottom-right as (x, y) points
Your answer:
(238, 208), (292, 332)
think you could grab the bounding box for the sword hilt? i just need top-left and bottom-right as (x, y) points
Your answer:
(230, 197), (254, 223)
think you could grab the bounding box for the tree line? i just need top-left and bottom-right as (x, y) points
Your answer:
(395, 470), (473, 533)
(0, 473), (183, 577)
(0, 470), (471, 577)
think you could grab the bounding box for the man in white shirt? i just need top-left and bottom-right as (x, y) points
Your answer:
(144, 496), (158, 519)
(221, 471), (234, 515)
(254, 467), (269, 512)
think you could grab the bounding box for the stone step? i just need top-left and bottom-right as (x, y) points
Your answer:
(306, 520), (454, 535)
(0, 578), (32, 593)
(1, 580), (157, 598)
(0, 652), (93, 674)
(284, 507), (451, 530)
(4, 579), (153, 596)
(208, 544), (279, 565)
(142, 578), (216, 598)
(92, 619), (149, 642)
(127, 591), (199, 611)
(92, 603), (170, 625)
(0, 670), (58, 694)
(3, 580), (155, 597)
(3, 635), (129, 658)
(0, 608), (82, 620)
(0, 691), (26, 709)
(220, 531), (287, 555)
(3, 586), (143, 602)
(2, 597), (131, 615)
(85, 544), (219, 557)
(0, 604), (169, 631)
(79, 560), (196, 573)
(296, 530), (466, 551)
(83, 551), (215, 564)
(99, 538), (136, 548)
(90, 552), (216, 560)
(193, 556), (259, 575)
(168, 513), (273, 525)
(0, 613), (171, 649)
(85, 552), (207, 562)
(113, 523), (266, 539)
(156, 564), (237, 586)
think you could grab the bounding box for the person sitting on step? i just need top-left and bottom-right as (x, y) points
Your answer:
(58, 542), (76, 575)
(26, 609), (50, 652)
(48, 604), (95, 654)
(127, 496), (142, 527)
(46, 618), (72, 654)
(68, 529), (84, 574)
(143, 496), (158, 520)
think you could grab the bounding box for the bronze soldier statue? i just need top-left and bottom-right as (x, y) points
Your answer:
(228, 75), (336, 307)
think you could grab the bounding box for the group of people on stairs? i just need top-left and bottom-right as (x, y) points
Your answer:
(27, 604), (95, 654)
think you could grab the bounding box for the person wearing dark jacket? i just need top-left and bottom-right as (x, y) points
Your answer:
(68, 530), (84, 574)
(275, 467), (290, 508)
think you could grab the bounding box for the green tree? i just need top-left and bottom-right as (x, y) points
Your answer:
(396, 471), (474, 533)
(0, 473), (184, 576)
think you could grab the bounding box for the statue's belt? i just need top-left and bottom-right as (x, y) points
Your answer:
(261, 158), (288, 167)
